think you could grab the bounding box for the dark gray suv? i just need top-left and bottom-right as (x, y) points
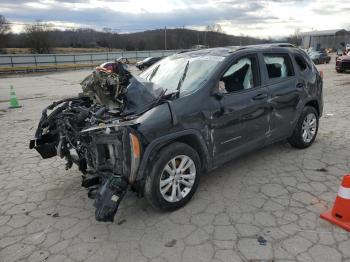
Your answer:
(31, 44), (323, 221)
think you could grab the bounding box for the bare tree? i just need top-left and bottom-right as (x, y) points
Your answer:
(287, 28), (302, 46)
(25, 21), (53, 53)
(0, 15), (10, 52)
(206, 24), (224, 33)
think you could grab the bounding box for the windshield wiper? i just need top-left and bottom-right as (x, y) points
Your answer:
(176, 60), (190, 93)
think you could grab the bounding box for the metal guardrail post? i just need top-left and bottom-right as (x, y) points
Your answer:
(54, 55), (57, 71)
(34, 56), (37, 73)
(10, 56), (13, 72)
(73, 54), (76, 70)
(90, 54), (93, 66)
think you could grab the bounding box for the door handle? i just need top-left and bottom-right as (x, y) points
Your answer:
(252, 93), (267, 100)
(296, 82), (305, 89)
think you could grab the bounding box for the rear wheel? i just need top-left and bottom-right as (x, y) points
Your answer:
(336, 69), (344, 73)
(144, 142), (201, 210)
(288, 106), (319, 149)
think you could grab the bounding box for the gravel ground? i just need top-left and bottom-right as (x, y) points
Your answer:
(0, 63), (349, 262)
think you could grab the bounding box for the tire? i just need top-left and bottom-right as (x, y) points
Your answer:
(315, 59), (319, 65)
(336, 69), (344, 73)
(288, 106), (319, 149)
(144, 142), (201, 211)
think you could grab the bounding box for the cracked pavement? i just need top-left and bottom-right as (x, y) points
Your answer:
(0, 63), (349, 262)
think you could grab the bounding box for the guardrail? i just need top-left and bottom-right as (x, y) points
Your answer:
(0, 49), (187, 73)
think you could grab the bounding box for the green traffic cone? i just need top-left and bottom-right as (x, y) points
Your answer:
(9, 85), (22, 109)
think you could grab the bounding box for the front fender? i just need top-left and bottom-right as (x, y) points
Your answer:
(135, 129), (211, 181)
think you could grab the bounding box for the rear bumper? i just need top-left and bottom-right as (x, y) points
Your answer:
(336, 61), (350, 71)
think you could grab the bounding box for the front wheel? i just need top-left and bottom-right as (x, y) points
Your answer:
(144, 142), (201, 211)
(288, 106), (319, 149)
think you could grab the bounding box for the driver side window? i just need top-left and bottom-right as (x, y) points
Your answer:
(219, 56), (258, 94)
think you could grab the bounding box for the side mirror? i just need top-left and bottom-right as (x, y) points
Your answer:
(212, 82), (224, 99)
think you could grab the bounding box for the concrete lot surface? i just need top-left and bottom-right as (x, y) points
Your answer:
(0, 63), (349, 262)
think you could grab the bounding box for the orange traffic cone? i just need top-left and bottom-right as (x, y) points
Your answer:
(320, 174), (350, 231)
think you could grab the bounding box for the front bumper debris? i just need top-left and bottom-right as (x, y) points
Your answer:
(94, 175), (128, 222)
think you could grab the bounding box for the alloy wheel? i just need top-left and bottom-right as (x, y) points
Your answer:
(302, 112), (317, 143)
(159, 155), (196, 202)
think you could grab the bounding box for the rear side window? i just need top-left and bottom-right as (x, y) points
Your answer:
(294, 54), (309, 71)
(263, 54), (294, 79)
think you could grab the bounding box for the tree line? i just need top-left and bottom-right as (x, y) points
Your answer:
(0, 15), (301, 54)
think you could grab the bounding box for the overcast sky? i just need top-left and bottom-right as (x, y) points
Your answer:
(1, 0), (350, 37)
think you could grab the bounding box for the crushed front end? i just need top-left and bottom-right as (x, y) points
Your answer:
(82, 124), (142, 222)
(29, 63), (162, 222)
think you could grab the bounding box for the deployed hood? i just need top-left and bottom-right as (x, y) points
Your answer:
(123, 75), (164, 116)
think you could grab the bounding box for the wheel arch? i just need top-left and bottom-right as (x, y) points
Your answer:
(305, 99), (320, 116)
(136, 129), (211, 181)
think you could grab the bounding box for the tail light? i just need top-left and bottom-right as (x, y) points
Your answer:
(336, 57), (341, 66)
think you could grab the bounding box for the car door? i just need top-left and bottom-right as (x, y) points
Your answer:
(211, 54), (270, 166)
(261, 52), (300, 141)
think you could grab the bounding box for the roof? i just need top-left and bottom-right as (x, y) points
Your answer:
(300, 29), (349, 37)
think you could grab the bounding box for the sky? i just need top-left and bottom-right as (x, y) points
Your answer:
(1, 0), (350, 38)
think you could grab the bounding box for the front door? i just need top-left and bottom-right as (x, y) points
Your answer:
(211, 54), (270, 166)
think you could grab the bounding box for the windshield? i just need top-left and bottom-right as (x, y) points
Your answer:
(139, 55), (223, 95)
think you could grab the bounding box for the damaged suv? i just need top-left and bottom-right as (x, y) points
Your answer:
(30, 44), (323, 222)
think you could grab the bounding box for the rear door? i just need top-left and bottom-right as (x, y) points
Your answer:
(211, 54), (270, 165)
(261, 52), (300, 141)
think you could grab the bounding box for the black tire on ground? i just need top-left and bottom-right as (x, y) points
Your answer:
(336, 69), (344, 73)
(144, 142), (201, 211)
(288, 106), (319, 149)
(315, 59), (319, 65)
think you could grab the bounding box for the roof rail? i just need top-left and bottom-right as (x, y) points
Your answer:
(273, 43), (296, 47)
(226, 43), (298, 54)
